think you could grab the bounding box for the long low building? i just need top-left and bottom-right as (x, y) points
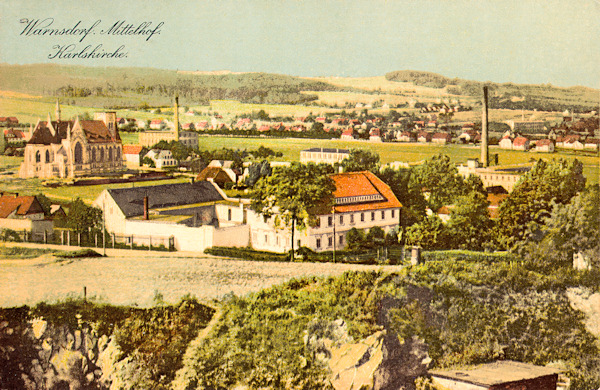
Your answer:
(94, 181), (247, 252)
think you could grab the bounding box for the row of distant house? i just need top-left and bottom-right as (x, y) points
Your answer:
(499, 134), (600, 152)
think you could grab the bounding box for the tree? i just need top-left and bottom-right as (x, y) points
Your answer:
(518, 185), (599, 269)
(251, 163), (335, 259)
(365, 226), (385, 248)
(498, 158), (586, 247)
(339, 149), (380, 173)
(66, 198), (102, 234)
(405, 214), (449, 250)
(446, 190), (493, 250)
(377, 167), (427, 227)
(0, 132), (6, 155)
(245, 160), (272, 187)
(346, 228), (365, 251)
(410, 154), (464, 211)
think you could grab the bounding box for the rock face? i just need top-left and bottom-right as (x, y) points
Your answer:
(305, 317), (431, 390)
(0, 315), (123, 390)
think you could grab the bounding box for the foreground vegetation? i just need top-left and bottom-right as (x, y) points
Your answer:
(0, 296), (214, 390)
(174, 260), (600, 389)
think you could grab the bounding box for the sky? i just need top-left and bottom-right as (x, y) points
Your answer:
(1, 0), (599, 88)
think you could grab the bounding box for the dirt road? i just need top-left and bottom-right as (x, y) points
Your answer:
(0, 245), (402, 307)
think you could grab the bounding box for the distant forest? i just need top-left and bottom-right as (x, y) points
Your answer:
(385, 70), (599, 112)
(0, 64), (340, 107)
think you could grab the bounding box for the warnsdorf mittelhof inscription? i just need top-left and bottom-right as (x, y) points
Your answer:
(19, 18), (164, 59)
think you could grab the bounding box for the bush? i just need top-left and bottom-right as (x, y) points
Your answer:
(54, 249), (103, 258)
(205, 246), (290, 262)
(0, 228), (21, 242)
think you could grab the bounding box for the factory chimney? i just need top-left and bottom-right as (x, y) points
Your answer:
(173, 95), (180, 142)
(481, 86), (489, 167)
(143, 196), (149, 220)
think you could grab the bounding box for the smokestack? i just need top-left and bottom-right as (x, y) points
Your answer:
(55, 99), (61, 122)
(481, 86), (489, 167)
(174, 95), (180, 142)
(143, 196), (149, 220)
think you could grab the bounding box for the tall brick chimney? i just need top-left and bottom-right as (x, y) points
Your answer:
(481, 86), (489, 167)
(174, 95), (180, 142)
(143, 196), (149, 220)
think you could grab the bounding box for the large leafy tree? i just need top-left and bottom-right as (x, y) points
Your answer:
(405, 214), (449, 250)
(447, 190), (493, 250)
(339, 149), (380, 173)
(518, 185), (599, 269)
(410, 154), (464, 211)
(250, 163), (335, 258)
(245, 160), (272, 187)
(66, 198), (102, 234)
(498, 158), (586, 247)
(377, 167), (427, 227)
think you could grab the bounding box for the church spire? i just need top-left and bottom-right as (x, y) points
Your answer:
(55, 99), (61, 122)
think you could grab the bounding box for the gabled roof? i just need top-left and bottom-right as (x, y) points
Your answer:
(106, 182), (224, 218)
(28, 120), (72, 145)
(122, 145), (143, 155)
(330, 171), (402, 213)
(535, 139), (553, 146)
(196, 167), (234, 183)
(0, 195), (44, 218)
(79, 120), (118, 143)
(512, 136), (529, 146)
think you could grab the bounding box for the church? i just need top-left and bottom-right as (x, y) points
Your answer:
(19, 102), (124, 178)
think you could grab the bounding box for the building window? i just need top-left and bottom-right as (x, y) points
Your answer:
(371, 212), (375, 221)
(350, 214), (354, 224)
(92, 148), (96, 162)
(99, 148), (104, 162)
(35, 151), (41, 163)
(316, 238), (321, 249)
(45, 150), (50, 163)
(328, 216), (333, 226)
(328, 237), (333, 247)
(339, 235), (344, 245)
(381, 210), (385, 219)
(361, 213), (365, 222)
(108, 147), (113, 161)
(74, 143), (83, 164)
(228, 209), (232, 221)
(339, 215), (344, 224)
(391, 209), (395, 219)
(264, 234), (268, 244)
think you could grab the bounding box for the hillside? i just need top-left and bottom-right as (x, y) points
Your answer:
(386, 70), (599, 112)
(0, 64), (341, 108)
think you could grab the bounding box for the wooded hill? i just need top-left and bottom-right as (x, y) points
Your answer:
(0, 64), (341, 108)
(386, 70), (599, 112)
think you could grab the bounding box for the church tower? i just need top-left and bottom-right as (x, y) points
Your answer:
(55, 99), (61, 122)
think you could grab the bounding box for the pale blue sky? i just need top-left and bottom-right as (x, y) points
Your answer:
(1, 0), (599, 88)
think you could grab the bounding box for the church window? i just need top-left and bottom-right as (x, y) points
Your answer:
(99, 148), (104, 162)
(92, 148), (96, 162)
(74, 143), (83, 164)
(35, 151), (41, 163)
(108, 147), (113, 161)
(45, 150), (50, 163)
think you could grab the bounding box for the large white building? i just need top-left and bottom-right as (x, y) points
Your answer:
(94, 181), (247, 252)
(299, 148), (350, 165)
(457, 159), (527, 193)
(248, 171), (402, 253)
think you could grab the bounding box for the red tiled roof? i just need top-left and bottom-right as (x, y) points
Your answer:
(79, 120), (117, 143)
(513, 136), (529, 146)
(330, 171), (402, 213)
(536, 139), (553, 146)
(123, 145), (143, 155)
(0, 195), (43, 218)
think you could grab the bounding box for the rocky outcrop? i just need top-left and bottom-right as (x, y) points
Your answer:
(304, 318), (431, 390)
